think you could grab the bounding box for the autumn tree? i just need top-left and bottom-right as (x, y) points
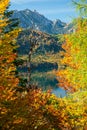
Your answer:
(0, 1), (64, 129)
(0, 0), (20, 127)
(56, 1), (87, 129)
(73, 0), (87, 17)
(56, 0), (87, 92)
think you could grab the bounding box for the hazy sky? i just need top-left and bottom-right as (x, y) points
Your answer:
(10, 0), (79, 23)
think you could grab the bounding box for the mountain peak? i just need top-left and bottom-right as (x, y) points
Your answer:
(54, 19), (62, 23)
(12, 9), (73, 34)
(25, 9), (30, 11)
(53, 19), (66, 27)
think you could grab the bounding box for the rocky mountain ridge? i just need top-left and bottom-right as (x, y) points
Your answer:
(12, 9), (74, 34)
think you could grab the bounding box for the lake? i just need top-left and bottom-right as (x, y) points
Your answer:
(52, 87), (66, 97)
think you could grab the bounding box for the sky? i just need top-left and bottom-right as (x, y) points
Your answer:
(10, 0), (79, 23)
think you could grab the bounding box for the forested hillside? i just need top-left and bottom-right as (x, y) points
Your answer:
(15, 29), (63, 89)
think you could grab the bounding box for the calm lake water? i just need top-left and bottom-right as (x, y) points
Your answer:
(52, 87), (66, 97)
(30, 73), (66, 97)
(18, 64), (66, 97)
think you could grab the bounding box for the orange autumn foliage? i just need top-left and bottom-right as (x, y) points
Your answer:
(0, 0), (20, 119)
(57, 19), (87, 92)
